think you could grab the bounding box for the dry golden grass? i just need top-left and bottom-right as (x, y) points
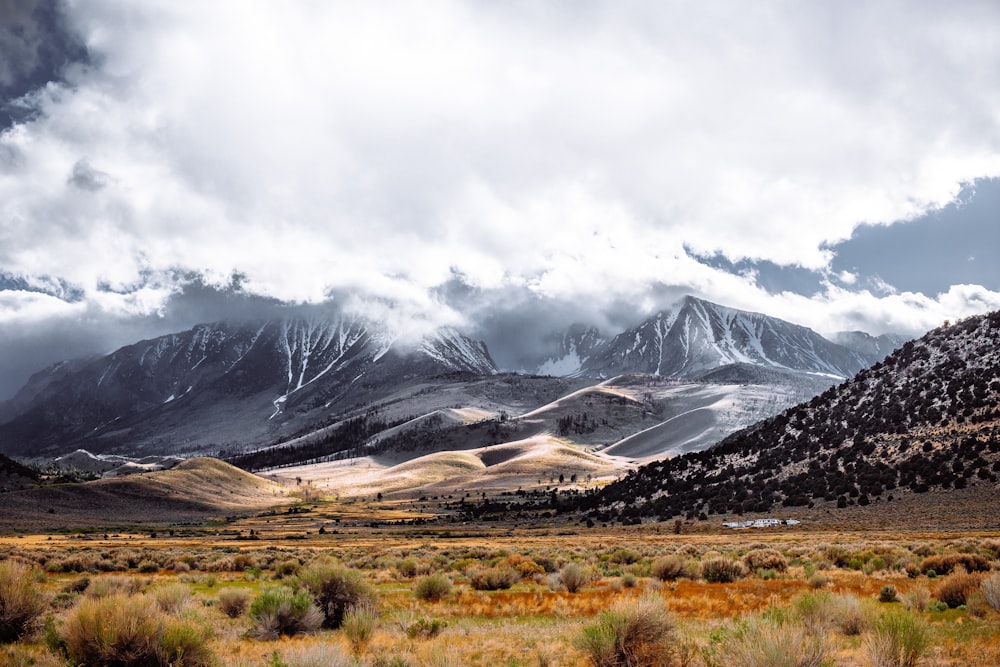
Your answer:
(3, 498), (1000, 666)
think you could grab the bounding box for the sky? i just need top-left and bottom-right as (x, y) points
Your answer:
(0, 0), (999, 399)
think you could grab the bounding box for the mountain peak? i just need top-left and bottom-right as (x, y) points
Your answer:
(580, 296), (879, 379)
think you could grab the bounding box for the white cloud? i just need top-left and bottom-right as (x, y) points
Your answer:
(0, 0), (998, 337)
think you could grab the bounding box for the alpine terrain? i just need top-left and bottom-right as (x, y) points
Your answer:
(0, 296), (905, 493)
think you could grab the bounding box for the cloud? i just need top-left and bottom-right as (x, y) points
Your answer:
(0, 1), (998, 395)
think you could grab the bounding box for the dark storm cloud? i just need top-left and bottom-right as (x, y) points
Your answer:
(0, 0), (89, 128)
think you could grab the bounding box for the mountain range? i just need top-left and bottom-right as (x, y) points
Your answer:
(0, 296), (903, 462)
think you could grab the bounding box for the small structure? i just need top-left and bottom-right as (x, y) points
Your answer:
(722, 517), (799, 529)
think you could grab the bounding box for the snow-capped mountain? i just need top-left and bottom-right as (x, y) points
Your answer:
(580, 296), (884, 379)
(534, 324), (609, 376)
(0, 315), (497, 457)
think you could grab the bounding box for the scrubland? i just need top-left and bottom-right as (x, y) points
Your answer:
(2, 514), (1000, 667)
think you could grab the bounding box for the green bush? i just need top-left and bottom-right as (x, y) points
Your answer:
(576, 594), (676, 667)
(0, 560), (46, 643)
(249, 587), (323, 639)
(297, 564), (374, 629)
(864, 611), (929, 667)
(879, 585), (898, 603)
(701, 557), (746, 583)
(413, 573), (452, 602)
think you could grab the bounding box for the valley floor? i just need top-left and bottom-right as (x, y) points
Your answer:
(3, 494), (1000, 666)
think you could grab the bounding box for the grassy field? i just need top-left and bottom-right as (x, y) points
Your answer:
(2, 497), (1000, 666)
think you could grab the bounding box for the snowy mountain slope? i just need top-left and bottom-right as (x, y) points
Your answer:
(0, 315), (498, 457)
(534, 324), (609, 376)
(580, 296), (884, 379)
(831, 331), (908, 366)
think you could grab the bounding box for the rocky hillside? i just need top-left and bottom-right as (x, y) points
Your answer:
(577, 311), (1000, 523)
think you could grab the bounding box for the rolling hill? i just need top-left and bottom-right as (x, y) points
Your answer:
(0, 457), (290, 530)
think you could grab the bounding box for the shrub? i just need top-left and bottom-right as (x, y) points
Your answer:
(794, 592), (868, 636)
(297, 564), (374, 629)
(414, 573), (452, 602)
(0, 560), (46, 643)
(342, 602), (378, 655)
(272, 644), (355, 667)
(405, 616), (447, 640)
(919, 553), (990, 575)
(560, 563), (590, 594)
(137, 560), (159, 574)
(864, 611), (929, 667)
(718, 615), (828, 667)
(86, 576), (143, 598)
(217, 587), (251, 618)
(879, 585), (898, 603)
(575, 594), (676, 667)
(966, 590), (989, 618)
(901, 587), (930, 613)
(249, 587), (323, 640)
(157, 615), (214, 667)
(152, 582), (191, 615)
(608, 548), (641, 565)
(651, 555), (693, 581)
(701, 557), (746, 583)
(61, 593), (214, 667)
(397, 558), (420, 578)
(469, 565), (519, 591)
(274, 560), (301, 579)
(981, 573), (1000, 611)
(936, 571), (982, 608)
(831, 594), (868, 636)
(806, 572), (829, 589)
(743, 548), (789, 573)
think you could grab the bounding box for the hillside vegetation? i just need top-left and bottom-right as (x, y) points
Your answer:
(578, 312), (1000, 523)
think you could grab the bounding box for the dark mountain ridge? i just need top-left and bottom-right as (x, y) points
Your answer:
(0, 315), (498, 457)
(575, 311), (1000, 523)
